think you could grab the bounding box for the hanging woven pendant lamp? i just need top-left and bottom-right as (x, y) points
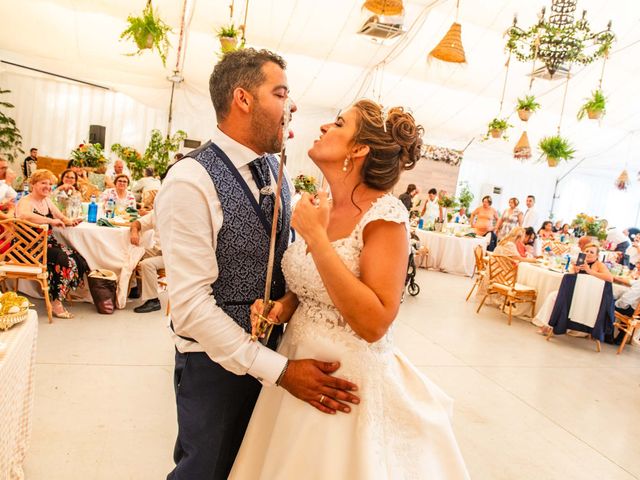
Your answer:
(513, 131), (531, 160)
(615, 169), (630, 191)
(429, 22), (466, 63)
(363, 0), (404, 16)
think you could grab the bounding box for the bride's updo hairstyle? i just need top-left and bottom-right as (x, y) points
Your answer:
(352, 99), (424, 191)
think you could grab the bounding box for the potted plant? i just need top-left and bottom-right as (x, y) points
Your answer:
(456, 181), (474, 211)
(0, 89), (23, 163)
(111, 144), (146, 180)
(120, 2), (172, 66)
(538, 135), (575, 167)
(217, 24), (241, 54)
(516, 95), (541, 121)
(577, 89), (606, 120)
(70, 143), (107, 169)
(484, 117), (512, 141)
(143, 129), (187, 178)
(437, 193), (458, 227)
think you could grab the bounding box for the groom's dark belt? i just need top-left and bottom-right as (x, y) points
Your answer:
(169, 300), (254, 343)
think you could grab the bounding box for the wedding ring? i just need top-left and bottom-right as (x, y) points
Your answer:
(319, 394), (325, 404)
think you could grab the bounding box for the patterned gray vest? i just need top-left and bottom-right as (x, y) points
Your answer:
(186, 141), (291, 333)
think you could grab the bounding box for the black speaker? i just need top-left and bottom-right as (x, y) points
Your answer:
(89, 125), (106, 147)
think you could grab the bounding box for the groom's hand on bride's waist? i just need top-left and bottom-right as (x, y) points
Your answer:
(279, 360), (360, 415)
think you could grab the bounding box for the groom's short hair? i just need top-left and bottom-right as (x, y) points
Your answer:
(210, 48), (287, 122)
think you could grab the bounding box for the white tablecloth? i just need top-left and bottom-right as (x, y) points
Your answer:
(0, 310), (37, 480)
(20, 223), (152, 309)
(414, 229), (489, 277)
(516, 262), (629, 318)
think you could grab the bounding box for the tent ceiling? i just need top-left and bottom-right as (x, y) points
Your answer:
(1, 0), (639, 173)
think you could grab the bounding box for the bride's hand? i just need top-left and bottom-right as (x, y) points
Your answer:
(291, 190), (329, 247)
(250, 299), (284, 339)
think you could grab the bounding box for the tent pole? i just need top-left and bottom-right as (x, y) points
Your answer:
(548, 156), (588, 219)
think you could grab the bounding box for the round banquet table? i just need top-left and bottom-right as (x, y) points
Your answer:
(414, 229), (489, 277)
(0, 310), (37, 479)
(20, 222), (152, 309)
(514, 262), (629, 319)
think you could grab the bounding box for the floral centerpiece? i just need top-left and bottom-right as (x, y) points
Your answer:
(293, 174), (318, 195)
(70, 142), (107, 169)
(571, 213), (607, 241)
(111, 143), (145, 180)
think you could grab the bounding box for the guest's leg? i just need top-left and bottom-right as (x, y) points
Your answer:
(140, 255), (165, 301)
(168, 351), (261, 480)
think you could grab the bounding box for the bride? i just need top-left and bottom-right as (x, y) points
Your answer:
(229, 100), (469, 479)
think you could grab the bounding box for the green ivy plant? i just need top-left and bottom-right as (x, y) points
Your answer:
(0, 89), (23, 163)
(143, 129), (187, 178)
(111, 144), (146, 180)
(483, 117), (512, 141)
(577, 89), (606, 120)
(120, 2), (172, 66)
(538, 135), (575, 166)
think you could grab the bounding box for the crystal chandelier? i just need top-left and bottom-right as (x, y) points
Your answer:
(506, 0), (614, 77)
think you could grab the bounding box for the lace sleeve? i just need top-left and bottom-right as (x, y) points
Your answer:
(354, 194), (410, 248)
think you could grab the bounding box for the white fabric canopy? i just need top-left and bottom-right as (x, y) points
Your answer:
(0, 0), (639, 224)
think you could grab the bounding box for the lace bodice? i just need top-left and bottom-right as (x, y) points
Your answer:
(282, 194), (409, 349)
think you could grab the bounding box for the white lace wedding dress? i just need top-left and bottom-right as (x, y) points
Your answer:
(229, 195), (469, 480)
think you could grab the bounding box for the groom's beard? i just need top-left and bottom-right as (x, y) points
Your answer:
(250, 100), (283, 154)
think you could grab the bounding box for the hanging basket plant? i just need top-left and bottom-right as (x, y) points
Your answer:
(538, 135), (575, 167)
(615, 169), (630, 191)
(483, 117), (512, 141)
(120, 2), (172, 67)
(516, 95), (540, 122)
(577, 89), (606, 121)
(217, 24), (243, 54)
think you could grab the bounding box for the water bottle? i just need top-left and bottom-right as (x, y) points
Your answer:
(564, 254), (571, 272)
(88, 195), (98, 223)
(105, 198), (115, 219)
(418, 218), (424, 229)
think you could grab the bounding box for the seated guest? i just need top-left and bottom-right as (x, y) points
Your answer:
(496, 197), (522, 239)
(523, 227), (539, 257)
(624, 236), (640, 270)
(453, 206), (468, 224)
(494, 227), (536, 263)
(101, 174), (137, 212)
(552, 220), (563, 233)
(398, 183), (418, 212)
(558, 223), (571, 238)
(606, 226), (630, 253)
(104, 159), (131, 188)
(625, 227), (640, 242)
(129, 211), (164, 313)
(131, 167), (161, 203)
(571, 243), (613, 282)
(16, 169), (89, 319)
(0, 166), (17, 211)
(470, 195), (499, 250)
(56, 169), (80, 195)
(537, 221), (555, 240)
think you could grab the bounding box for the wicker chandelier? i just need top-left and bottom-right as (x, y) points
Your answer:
(506, 0), (614, 77)
(362, 0), (403, 16)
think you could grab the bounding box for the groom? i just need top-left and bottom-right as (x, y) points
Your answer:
(156, 49), (360, 480)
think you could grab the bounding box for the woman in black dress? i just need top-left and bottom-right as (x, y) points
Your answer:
(16, 169), (89, 318)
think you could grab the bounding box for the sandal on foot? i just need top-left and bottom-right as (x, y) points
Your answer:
(53, 310), (74, 319)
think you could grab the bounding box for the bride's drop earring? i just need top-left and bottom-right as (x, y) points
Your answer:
(342, 157), (350, 172)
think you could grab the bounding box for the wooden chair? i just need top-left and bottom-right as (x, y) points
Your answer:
(476, 255), (537, 325)
(0, 219), (52, 322)
(141, 190), (159, 211)
(543, 240), (570, 256)
(613, 303), (640, 354)
(465, 245), (487, 301)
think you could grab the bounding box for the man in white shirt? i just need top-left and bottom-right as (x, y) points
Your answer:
(104, 159), (131, 188)
(157, 49), (358, 479)
(131, 166), (161, 202)
(0, 159), (17, 210)
(606, 227), (630, 253)
(420, 187), (441, 221)
(522, 194), (540, 231)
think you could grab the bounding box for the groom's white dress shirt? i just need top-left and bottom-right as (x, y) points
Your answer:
(156, 127), (287, 387)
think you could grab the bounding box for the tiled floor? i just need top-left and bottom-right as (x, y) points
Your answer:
(23, 269), (640, 479)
